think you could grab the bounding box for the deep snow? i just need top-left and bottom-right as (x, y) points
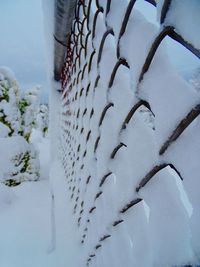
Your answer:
(0, 134), (72, 267)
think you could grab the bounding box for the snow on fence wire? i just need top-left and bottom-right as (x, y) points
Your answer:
(59, 0), (200, 266)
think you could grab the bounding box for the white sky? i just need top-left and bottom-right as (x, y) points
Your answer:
(0, 0), (48, 102)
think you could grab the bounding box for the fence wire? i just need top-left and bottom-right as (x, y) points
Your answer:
(59, 0), (200, 266)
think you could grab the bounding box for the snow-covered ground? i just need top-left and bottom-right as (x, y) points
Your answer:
(0, 132), (72, 267)
(0, 180), (51, 267)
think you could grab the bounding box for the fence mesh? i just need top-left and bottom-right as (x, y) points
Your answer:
(59, 0), (200, 266)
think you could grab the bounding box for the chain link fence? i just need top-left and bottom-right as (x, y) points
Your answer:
(58, 0), (200, 266)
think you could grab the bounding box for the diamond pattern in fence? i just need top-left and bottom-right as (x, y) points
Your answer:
(59, 0), (200, 266)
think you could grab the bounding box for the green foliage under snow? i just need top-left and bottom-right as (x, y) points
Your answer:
(0, 67), (48, 186)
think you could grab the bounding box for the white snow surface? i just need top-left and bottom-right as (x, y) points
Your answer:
(0, 122), (10, 137)
(0, 180), (52, 267)
(0, 134), (72, 267)
(30, 129), (50, 179)
(0, 1), (199, 265)
(57, 0), (200, 266)
(164, 0), (200, 50)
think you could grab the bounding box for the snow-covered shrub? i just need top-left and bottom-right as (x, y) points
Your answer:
(36, 104), (49, 137)
(19, 87), (49, 140)
(0, 67), (22, 136)
(0, 70), (49, 142)
(0, 136), (39, 186)
(0, 67), (41, 186)
(19, 86), (40, 141)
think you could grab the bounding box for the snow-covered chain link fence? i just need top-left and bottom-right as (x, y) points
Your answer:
(59, 0), (200, 266)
